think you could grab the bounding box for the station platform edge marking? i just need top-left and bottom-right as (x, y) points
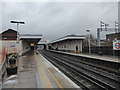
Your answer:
(37, 51), (80, 88)
(35, 53), (53, 88)
(46, 64), (63, 88)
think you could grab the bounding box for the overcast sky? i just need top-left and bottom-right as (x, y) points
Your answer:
(0, 1), (118, 40)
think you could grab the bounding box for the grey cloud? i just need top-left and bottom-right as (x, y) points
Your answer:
(1, 2), (118, 40)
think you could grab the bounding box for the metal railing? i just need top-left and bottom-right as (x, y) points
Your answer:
(0, 55), (7, 89)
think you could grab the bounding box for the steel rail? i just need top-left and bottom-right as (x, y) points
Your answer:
(51, 53), (120, 83)
(39, 50), (119, 90)
(47, 53), (118, 89)
(41, 53), (104, 90)
(50, 50), (120, 75)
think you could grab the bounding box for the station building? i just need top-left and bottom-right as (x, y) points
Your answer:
(0, 29), (42, 55)
(48, 34), (86, 53)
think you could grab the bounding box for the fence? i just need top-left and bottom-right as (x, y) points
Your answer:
(0, 47), (7, 89)
(82, 46), (120, 56)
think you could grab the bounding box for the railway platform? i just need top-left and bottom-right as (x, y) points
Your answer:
(49, 50), (119, 63)
(2, 50), (79, 88)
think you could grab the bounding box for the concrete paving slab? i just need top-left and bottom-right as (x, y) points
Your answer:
(2, 50), (80, 89)
(2, 52), (37, 88)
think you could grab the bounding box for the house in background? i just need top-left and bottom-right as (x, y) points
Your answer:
(106, 33), (120, 46)
(0, 29), (17, 40)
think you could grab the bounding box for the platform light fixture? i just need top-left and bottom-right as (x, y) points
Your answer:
(11, 20), (25, 42)
(11, 20), (25, 59)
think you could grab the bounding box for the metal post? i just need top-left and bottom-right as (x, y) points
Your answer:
(115, 21), (118, 33)
(88, 32), (91, 54)
(97, 21), (104, 47)
(97, 21), (108, 46)
(105, 24), (108, 31)
(97, 28), (100, 46)
(11, 21), (25, 64)
(16, 23), (19, 64)
(86, 30), (91, 54)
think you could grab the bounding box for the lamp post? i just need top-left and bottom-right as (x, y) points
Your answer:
(11, 21), (25, 59)
(86, 30), (91, 54)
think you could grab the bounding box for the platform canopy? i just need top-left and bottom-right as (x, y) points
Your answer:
(49, 34), (86, 44)
(20, 34), (42, 44)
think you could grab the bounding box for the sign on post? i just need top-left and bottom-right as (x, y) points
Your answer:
(113, 40), (120, 50)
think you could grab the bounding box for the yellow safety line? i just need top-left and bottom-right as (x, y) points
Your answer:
(35, 54), (53, 88)
(46, 65), (63, 89)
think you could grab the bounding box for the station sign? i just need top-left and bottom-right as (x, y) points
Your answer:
(5, 42), (17, 54)
(113, 40), (120, 50)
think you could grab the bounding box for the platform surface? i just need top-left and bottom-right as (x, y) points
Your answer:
(49, 50), (119, 63)
(35, 51), (79, 88)
(2, 51), (37, 88)
(2, 51), (79, 88)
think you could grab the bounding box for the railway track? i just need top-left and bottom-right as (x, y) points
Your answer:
(38, 50), (120, 90)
